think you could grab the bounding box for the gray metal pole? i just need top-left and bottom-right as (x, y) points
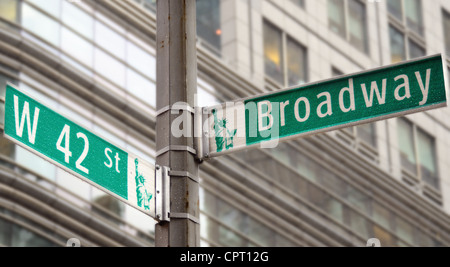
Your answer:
(155, 0), (200, 247)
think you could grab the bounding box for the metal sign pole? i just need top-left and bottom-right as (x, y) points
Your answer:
(155, 0), (200, 247)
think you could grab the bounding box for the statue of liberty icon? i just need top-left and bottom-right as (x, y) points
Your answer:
(212, 109), (237, 152)
(134, 158), (152, 211)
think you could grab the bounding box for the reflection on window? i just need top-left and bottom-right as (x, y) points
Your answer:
(93, 194), (125, 219)
(197, 87), (219, 107)
(373, 225), (395, 247)
(291, 0), (305, 8)
(397, 118), (439, 190)
(443, 10), (450, 57)
(15, 146), (56, 181)
(328, 0), (346, 37)
(248, 218), (273, 246)
(387, 0), (425, 63)
(389, 25), (406, 63)
(348, 210), (370, 238)
(126, 41), (156, 81)
(0, 71), (18, 125)
(0, 216), (57, 247)
(200, 188), (291, 247)
(324, 195), (344, 223)
(287, 37), (307, 86)
(388, 0), (423, 36)
(372, 203), (391, 230)
(142, 0), (156, 11)
(448, 67), (450, 89)
(94, 48), (126, 88)
(61, 27), (94, 67)
(332, 69), (377, 150)
(0, 136), (15, 162)
(417, 130), (438, 189)
(62, 0), (94, 39)
(22, 4), (61, 46)
(0, 0), (18, 23)
(404, 0), (423, 36)
(408, 39), (425, 60)
(398, 118), (417, 175)
(56, 168), (91, 201)
(264, 21), (284, 85)
(95, 21), (126, 60)
(264, 21), (307, 87)
(196, 0), (221, 54)
(387, 0), (402, 21)
(348, 0), (367, 53)
(126, 69), (156, 107)
(28, 0), (61, 18)
(357, 123), (376, 147)
(395, 217), (414, 245)
(328, 0), (368, 53)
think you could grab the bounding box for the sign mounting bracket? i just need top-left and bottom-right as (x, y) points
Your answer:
(155, 165), (170, 222)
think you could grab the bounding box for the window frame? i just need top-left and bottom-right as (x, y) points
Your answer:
(397, 118), (441, 196)
(263, 19), (308, 88)
(387, 0), (424, 37)
(332, 67), (378, 160)
(443, 9), (450, 83)
(387, 0), (426, 63)
(328, 0), (369, 54)
(290, 0), (305, 9)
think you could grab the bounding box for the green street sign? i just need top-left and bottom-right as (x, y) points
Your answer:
(4, 84), (166, 220)
(203, 54), (448, 158)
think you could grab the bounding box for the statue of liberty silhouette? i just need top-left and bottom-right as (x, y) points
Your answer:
(134, 158), (152, 211)
(212, 109), (237, 152)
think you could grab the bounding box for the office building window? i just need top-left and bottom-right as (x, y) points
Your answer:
(389, 25), (406, 63)
(341, 120), (377, 148)
(444, 10), (450, 58)
(332, 67), (377, 150)
(388, 0), (425, 63)
(61, 27), (94, 67)
(264, 21), (307, 87)
(62, 0), (94, 40)
(143, 0), (156, 10)
(0, 215), (58, 247)
(28, 0), (60, 18)
(328, 0), (368, 54)
(136, 0), (223, 56)
(388, 24), (425, 63)
(22, 3), (61, 46)
(264, 21), (284, 85)
(329, 0), (346, 37)
(448, 67), (450, 89)
(291, 0), (305, 8)
(397, 118), (439, 190)
(0, 0), (19, 23)
(287, 37), (307, 86)
(388, 0), (423, 36)
(197, 0), (221, 55)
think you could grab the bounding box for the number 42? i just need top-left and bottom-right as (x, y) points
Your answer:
(56, 124), (89, 174)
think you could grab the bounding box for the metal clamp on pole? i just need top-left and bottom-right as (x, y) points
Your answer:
(155, 165), (170, 222)
(194, 106), (204, 162)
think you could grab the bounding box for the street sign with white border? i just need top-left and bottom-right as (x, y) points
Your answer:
(3, 84), (166, 220)
(203, 54), (448, 158)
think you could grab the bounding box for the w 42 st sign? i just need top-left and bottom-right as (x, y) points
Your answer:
(3, 84), (169, 221)
(202, 55), (448, 158)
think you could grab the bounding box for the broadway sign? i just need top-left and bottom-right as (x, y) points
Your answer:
(202, 54), (448, 158)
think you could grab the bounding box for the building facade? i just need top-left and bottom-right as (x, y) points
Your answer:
(0, 0), (449, 247)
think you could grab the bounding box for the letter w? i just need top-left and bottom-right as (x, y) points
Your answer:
(14, 95), (40, 144)
(361, 79), (387, 108)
